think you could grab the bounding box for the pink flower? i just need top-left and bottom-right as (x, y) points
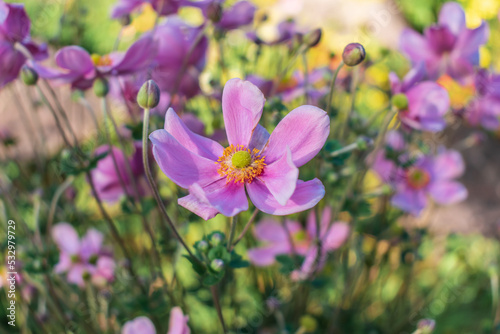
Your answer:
(248, 207), (350, 280)
(464, 69), (500, 130)
(52, 223), (115, 287)
(400, 2), (488, 81)
(121, 307), (190, 334)
(150, 78), (329, 219)
(390, 64), (450, 132)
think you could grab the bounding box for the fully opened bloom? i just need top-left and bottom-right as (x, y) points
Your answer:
(89, 143), (149, 203)
(400, 2), (488, 81)
(248, 207), (350, 279)
(0, 1), (47, 88)
(390, 64), (450, 132)
(150, 78), (329, 219)
(465, 69), (500, 130)
(122, 307), (190, 334)
(34, 36), (156, 90)
(52, 223), (115, 287)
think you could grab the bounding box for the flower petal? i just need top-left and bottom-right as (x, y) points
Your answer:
(178, 193), (220, 221)
(438, 2), (466, 36)
(428, 181), (467, 205)
(112, 36), (157, 75)
(323, 222), (350, 250)
(248, 124), (270, 151)
(163, 108), (224, 160)
(55, 46), (94, 74)
(400, 28), (434, 64)
(122, 316), (156, 334)
(217, 1), (256, 30)
(1, 3), (30, 41)
(222, 78), (265, 146)
(253, 219), (289, 242)
(52, 223), (80, 255)
(391, 186), (427, 216)
(432, 150), (465, 180)
(264, 105), (329, 167)
(453, 20), (488, 60)
(149, 129), (220, 188)
(247, 179), (325, 215)
(188, 180), (248, 217)
(168, 307), (190, 334)
(80, 229), (104, 260)
(404, 82), (449, 132)
(247, 244), (289, 266)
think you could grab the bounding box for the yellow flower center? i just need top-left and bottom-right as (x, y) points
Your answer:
(406, 167), (430, 190)
(91, 54), (113, 67)
(217, 145), (266, 184)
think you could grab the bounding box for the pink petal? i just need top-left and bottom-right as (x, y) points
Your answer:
(432, 150), (465, 180)
(54, 253), (72, 273)
(94, 256), (115, 282)
(163, 108), (224, 160)
(425, 26), (457, 54)
(428, 181), (467, 205)
(263, 105), (329, 167)
(52, 223), (80, 255)
(400, 28), (434, 64)
(323, 222), (350, 250)
(438, 2), (466, 36)
(149, 129), (220, 188)
(80, 229), (104, 261)
(306, 207), (332, 239)
(453, 21), (489, 59)
(259, 147), (298, 205)
(1, 3), (30, 41)
(188, 179), (248, 217)
(248, 124), (270, 151)
(392, 186), (428, 216)
(178, 193), (220, 221)
(67, 264), (89, 287)
(253, 219), (289, 242)
(55, 46), (94, 73)
(247, 243), (289, 266)
(122, 316), (156, 334)
(112, 36), (158, 75)
(246, 179), (325, 215)
(168, 307), (190, 334)
(222, 78), (265, 146)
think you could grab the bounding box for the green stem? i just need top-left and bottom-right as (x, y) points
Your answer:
(230, 208), (259, 250)
(211, 285), (227, 333)
(338, 66), (359, 141)
(227, 215), (237, 251)
(326, 61), (344, 117)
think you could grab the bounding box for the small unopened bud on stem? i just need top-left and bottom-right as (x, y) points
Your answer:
(137, 80), (160, 109)
(342, 43), (366, 66)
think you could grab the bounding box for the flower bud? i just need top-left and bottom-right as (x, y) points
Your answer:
(206, 1), (223, 23)
(342, 43), (366, 66)
(304, 28), (322, 48)
(210, 232), (224, 247)
(196, 240), (209, 253)
(417, 319), (435, 333)
(299, 315), (318, 332)
(119, 14), (131, 26)
(82, 271), (91, 281)
(137, 80), (160, 109)
(20, 65), (38, 86)
(392, 93), (409, 110)
(210, 259), (225, 272)
(93, 77), (109, 97)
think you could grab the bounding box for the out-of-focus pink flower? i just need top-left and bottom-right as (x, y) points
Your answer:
(52, 223), (115, 287)
(111, 0), (181, 19)
(0, 1), (47, 88)
(277, 67), (331, 105)
(465, 69), (500, 130)
(150, 78), (329, 220)
(248, 207), (349, 280)
(371, 130), (407, 184)
(193, 0), (256, 31)
(390, 64), (450, 132)
(121, 307), (190, 334)
(400, 2), (488, 81)
(373, 144), (468, 216)
(246, 75), (274, 98)
(247, 20), (297, 46)
(89, 143), (149, 203)
(34, 36), (156, 90)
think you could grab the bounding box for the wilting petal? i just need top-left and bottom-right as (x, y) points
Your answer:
(400, 28), (433, 64)
(150, 129), (220, 188)
(247, 179), (325, 215)
(432, 150), (464, 180)
(248, 124), (270, 151)
(222, 78), (265, 146)
(52, 223), (80, 255)
(168, 307), (190, 334)
(428, 181), (467, 205)
(438, 2), (466, 36)
(391, 186), (427, 216)
(264, 105), (329, 166)
(323, 222), (350, 250)
(122, 316), (156, 334)
(163, 108), (223, 160)
(178, 192), (219, 220)
(259, 147), (298, 205)
(55, 46), (94, 74)
(80, 229), (104, 260)
(188, 179), (248, 217)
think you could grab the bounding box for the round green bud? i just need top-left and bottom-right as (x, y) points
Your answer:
(342, 43), (366, 67)
(82, 271), (91, 281)
(299, 315), (318, 332)
(88, 255), (98, 265)
(196, 240), (209, 252)
(392, 93), (409, 110)
(137, 80), (160, 109)
(210, 233), (224, 246)
(93, 77), (109, 97)
(206, 2), (222, 23)
(356, 136), (373, 151)
(20, 65), (38, 86)
(210, 259), (224, 272)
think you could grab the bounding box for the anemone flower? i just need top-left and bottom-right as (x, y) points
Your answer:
(122, 307), (190, 334)
(52, 223), (115, 287)
(150, 78), (329, 219)
(400, 2), (488, 81)
(390, 64), (450, 132)
(0, 1), (47, 88)
(465, 69), (500, 130)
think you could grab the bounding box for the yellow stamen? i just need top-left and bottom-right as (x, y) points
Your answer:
(216, 144), (266, 184)
(91, 54), (113, 67)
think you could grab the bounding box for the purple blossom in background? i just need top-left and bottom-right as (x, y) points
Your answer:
(390, 64), (450, 132)
(373, 143), (468, 216)
(122, 307), (190, 334)
(278, 67), (331, 105)
(90, 143), (149, 203)
(371, 130), (407, 184)
(34, 36), (156, 90)
(247, 20), (297, 46)
(52, 223), (115, 287)
(150, 78), (329, 220)
(0, 1), (47, 88)
(247, 207), (349, 280)
(400, 2), (488, 81)
(465, 69), (500, 130)
(111, 0), (181, 19)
